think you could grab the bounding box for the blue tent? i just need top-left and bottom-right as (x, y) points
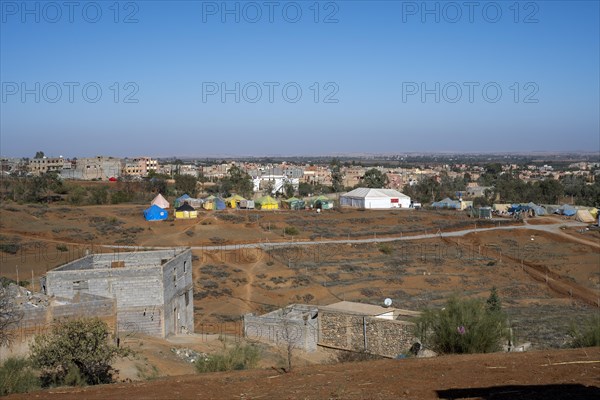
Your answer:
(432, 197), (460, 209)
(214, 197), (226, 210)
(527, 202), (546, 216)
(144, 204), (168, 221)
(175, 194), (191, 208)
(560, 205), (577, 216)
(508, 204), (531, 213)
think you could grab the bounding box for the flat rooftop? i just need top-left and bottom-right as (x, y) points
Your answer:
(52, 249), (188, 272)
(320, 301), (420, 318)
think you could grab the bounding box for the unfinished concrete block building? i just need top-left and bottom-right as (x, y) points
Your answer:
(41, 248), (193, 338)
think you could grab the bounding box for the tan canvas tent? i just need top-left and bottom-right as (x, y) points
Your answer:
(151, 193), (170, 209)
(575, 209), (595, 223)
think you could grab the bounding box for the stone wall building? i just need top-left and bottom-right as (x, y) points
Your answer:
(318, 302), (420, 358)
(244, 305), (319, 352)
(41, 249), (194, 338)
(244, 301), (419, 358)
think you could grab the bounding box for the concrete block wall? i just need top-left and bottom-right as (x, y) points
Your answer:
(117, 307), (163, 337)
(10, 296), (117, 343)
(91, 249), (181, 269)
(45, 266), (164, 307)
(318, 311), (417, 358)
(161, 250), (194, 336)
(53, 255), (94, 271)
(44, 248), (193, 338)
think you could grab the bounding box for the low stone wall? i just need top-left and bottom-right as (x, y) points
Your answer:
(244, 311), (318, 352)
(318, 311), (416, 358)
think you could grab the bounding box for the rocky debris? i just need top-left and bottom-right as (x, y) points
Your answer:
(7, 283), (50, 307)
(171, 347), (206, 363)
(416, 348), (438, 358)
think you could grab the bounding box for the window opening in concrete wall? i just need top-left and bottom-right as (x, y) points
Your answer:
(73, 280), (89, 290)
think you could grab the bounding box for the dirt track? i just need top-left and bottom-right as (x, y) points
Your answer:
(8, 347), (600, 400)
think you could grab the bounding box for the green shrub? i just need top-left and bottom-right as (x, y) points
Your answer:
(67, 186), (87, 205)
(111, 190), (131, 204)
(56, 244), (68, 252)
(284, 226), (299, 236)
(568, 315), (600, 348)
(195, 344), (260, 373)
(414, 296), (508, 354)
(29, 317), (130, 386)
(0, 357), (41, 395)
(0, 242), (20, 254)
(89, 186), (109, 205)
(378, 243), (393, 255)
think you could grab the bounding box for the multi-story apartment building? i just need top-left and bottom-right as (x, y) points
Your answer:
(123, 157), (158, 177)
(28, 157), (64, 175)
(61, 156), (122, 180)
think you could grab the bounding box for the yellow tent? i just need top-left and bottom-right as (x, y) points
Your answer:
(175, 203), (198, 219)
(225, 194), (246, 208)
(256, 195), (279, 210)
(575, 209), (595, 223)
(202, 195), (216, 210)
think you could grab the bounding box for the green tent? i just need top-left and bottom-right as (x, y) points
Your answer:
(255, 195), (279, 210)
(311, 195), (334, 210)
(283, 197), (306, 210)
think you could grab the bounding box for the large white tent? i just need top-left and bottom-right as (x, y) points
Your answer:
(151, 193), (170, 209)
(340, 188), (411, 209)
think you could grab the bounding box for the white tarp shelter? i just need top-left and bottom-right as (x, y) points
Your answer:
(151, 193), (170, 209)
(340, 188), (411, 209)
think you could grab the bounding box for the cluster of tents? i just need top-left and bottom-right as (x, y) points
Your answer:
(142, 193), (336, 221)
(494, 203), (598, 223)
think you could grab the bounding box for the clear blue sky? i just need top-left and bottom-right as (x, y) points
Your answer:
(1, 0), (598, 157)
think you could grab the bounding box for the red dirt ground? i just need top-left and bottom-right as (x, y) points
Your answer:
(8, 347), (600, 400)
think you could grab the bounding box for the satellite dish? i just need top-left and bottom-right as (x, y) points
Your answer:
(383, 298), (392, 307)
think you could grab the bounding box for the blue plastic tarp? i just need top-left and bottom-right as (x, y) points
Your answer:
(144, 204), (168, 221)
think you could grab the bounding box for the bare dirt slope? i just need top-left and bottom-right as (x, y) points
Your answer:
(2, 203), (598, 349)
(8, 347), (600, 400)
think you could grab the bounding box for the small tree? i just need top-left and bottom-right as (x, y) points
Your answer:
(174, 174), (198, 197)
(263, 181), (275, 196)
(220, 165), (254, 198)
(278, 309), (302, 372)
(486, 287), (502, 313)
(362, 168), (389, 188)
(0, 287), (23, 347)
(283, 182), (295, 198)
(30, 318), (129, 386)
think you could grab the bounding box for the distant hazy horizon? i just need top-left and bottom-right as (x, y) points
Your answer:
(3, 150), (599, 161)
(1, 1), (598, 157)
